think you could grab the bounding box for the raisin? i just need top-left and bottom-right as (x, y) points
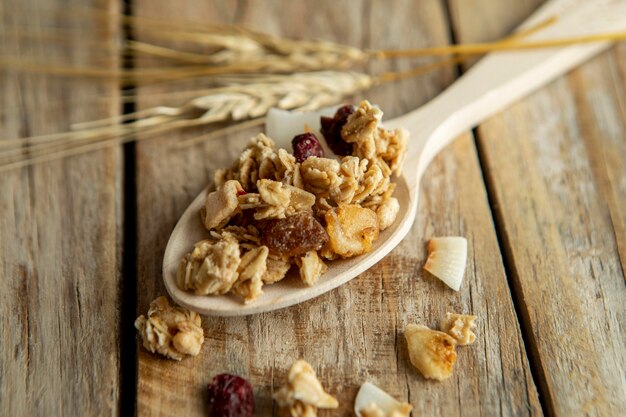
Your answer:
(208, 374), (254, 417)
(320, 105), (355, 156)
(261, 212), (329, 257)
(291, 132), (324, 163)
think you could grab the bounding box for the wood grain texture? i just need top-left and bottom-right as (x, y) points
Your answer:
(134, 1), (539, 415)
(449, 1), (626, 415)
(0, 0), (121, 416)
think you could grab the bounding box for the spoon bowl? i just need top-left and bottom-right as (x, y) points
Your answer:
(163, 0), (625, 316)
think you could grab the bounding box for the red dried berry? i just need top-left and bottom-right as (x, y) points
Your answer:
(261, 212), (329, 257)
(320, 105), (355, 156)
(208, 374), (254, 417)
(291, 132), (324, 163)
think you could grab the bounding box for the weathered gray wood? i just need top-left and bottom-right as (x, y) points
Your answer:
(0, 1), (121, 416)
(449, 1), (626, 415)
(134, 1), (540, 415)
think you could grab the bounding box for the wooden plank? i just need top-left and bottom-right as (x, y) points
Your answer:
(449, 1), (626, 415)
(0, 1), (122, 416)
(133, 1), (540, 415)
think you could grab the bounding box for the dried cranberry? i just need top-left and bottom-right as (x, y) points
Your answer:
(320, 105), (355, 156)
(208, 374), (254, 417)
(261, 212), (329, 257)
(291, 132), (324, 163)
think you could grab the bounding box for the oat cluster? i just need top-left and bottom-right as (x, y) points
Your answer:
(134, 296), (204, 361)
(177, 101), (408, 303)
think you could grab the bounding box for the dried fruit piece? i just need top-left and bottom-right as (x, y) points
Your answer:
(261, 212), (329, 257)
(325, 204), (379, 257)
(320, 104), (355, 156)
(440, 312), (477, 346)
(292, 132), (324, 163)
(208, 373), (255, 417)
(134, 296), (204, 361)
(423, 236), (468, 291)
(355, 382), (412, 417)
(274, 359), (338, 417)
(405, 324), (457, 381)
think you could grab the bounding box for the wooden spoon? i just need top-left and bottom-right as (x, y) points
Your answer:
(163, 0), (625, 316)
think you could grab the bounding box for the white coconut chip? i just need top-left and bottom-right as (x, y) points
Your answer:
(423, 236), (468, 291)
(266, 106), (339, 157)
(354, 382), (412, 417)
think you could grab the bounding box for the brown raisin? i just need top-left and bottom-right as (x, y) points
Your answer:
(261, 212), (328, 257)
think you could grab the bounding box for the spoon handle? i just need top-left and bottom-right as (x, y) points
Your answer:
(393, 0), (625, 185)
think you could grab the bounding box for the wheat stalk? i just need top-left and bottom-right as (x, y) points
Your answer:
(3, 9), (624, 171)
(0, 71), (375, 172)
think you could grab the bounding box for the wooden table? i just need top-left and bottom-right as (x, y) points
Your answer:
(1, 0), (625, 416)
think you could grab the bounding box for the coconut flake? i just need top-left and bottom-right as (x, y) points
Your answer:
(423, 236), (467, 291)
(355, 382), (412, 417)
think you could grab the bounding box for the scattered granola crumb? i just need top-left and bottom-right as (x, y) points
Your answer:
(134, 296), (204, 360)
(404, 324), (457, 381)
(274, 359), (338, 417)
(440, 312), (477, 346)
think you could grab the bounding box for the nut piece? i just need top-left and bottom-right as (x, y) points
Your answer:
(231, 246), (269, 303)
(177, 234), (241, 295)
(375, 197), (399, 231)
(274, 360), (338, 417)
(325, 204), (379, 257)
(440, 312), (477, 346)
(404, 324), (457, 381)
(203, 180), (244, 230)
(296, 251), (327, 286)
(134, 296), (204, 360)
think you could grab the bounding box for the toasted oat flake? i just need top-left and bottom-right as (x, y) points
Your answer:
(134, 296), (204, 361)
(297, 251), (328, 286)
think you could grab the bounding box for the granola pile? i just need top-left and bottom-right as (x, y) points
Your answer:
(177, 100), (408, 303)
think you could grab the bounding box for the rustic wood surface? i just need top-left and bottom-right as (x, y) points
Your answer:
(1, 0), (624, 416)
(134, 1), (539, 416)
(0, 0), (122, 416)
(449, 1), (626, 415)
